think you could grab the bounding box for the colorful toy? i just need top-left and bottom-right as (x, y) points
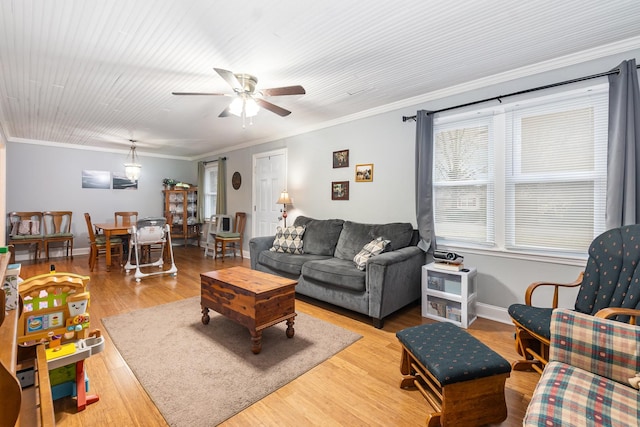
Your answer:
(17, 271), (104, 411)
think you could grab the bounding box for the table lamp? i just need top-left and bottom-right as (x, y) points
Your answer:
(277, 190), (292, 227)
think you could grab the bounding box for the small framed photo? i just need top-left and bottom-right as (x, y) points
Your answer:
(333, 149), (349, 168)
(331, 181), (349, 200)
(355, 163), (374, 182)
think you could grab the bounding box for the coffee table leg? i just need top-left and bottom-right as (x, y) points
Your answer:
(251, 330), (262, 354)
(201, 306), (210, 325)
(286, 317), (295, 338)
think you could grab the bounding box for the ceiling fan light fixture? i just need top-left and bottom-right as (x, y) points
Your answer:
(244, 97), (260, 117)
(229, 96), (244, 116)
(229, 95), (260, 118)
(124, 141), (142, 181)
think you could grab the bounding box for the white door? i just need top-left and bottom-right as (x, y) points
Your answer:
(253, 149), (287, 237)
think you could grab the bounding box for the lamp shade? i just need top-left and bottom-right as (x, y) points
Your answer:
(124, 142), (142, 180)
(276, 190), (291, 205)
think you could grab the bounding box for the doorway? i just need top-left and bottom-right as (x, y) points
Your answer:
(252, 149), (287, 237)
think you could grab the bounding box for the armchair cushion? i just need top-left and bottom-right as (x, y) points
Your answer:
(550, 309), (640, 384)
(524, 309), (640, 426)
(525, 361), (639, 427)
(507, 305), (554, 340)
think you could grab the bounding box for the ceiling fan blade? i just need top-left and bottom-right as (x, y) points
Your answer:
(261, 85), (306, 96)
(172, 92), (228, 96)
(256, 98), (291, 117)
(214, 68), (243, 92)
(218, 106), (232, 117)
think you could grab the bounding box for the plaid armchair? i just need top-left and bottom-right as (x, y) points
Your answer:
(524, 309), (640, 426)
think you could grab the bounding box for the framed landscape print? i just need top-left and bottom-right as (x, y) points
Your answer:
(332, 181), (349, 200)
(333, 149), (349, 168)
(355, 163), (373, 182)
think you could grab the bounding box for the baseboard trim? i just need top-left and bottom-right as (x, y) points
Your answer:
(477, 302), (512, 325)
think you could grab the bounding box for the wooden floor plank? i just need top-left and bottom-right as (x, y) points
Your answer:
(13, 246), (537, 426)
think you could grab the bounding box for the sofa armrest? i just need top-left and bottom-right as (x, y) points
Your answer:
(249, 236), (274, 270)
(366, 246), (425, 320)
(550, 309), (640, 385)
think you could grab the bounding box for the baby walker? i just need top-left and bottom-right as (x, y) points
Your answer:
(124, 217), (177, 282)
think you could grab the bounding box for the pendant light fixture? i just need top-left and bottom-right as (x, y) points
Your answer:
(124, 140), (142, 181)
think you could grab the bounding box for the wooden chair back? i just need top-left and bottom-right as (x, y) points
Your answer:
(42, 211), (74, 260)
(84, 213), (123, 271)
(7, 211), (44, 260)
(115, 211), (138, 226)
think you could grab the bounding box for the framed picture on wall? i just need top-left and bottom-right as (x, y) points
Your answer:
(355, 163), (373, 182)
(332, 181), (349, 200)
(112, 174), (138, 190)
(333, 149), (349, 168)
(81, 170), (111, 189)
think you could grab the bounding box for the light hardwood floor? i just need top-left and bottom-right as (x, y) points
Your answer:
(16, 246), (539, 426)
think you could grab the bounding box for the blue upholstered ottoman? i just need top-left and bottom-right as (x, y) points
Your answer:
(397, 322), (511, 427)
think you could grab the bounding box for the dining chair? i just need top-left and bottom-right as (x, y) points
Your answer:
(114, 211), (138, 227)
(213, 212), (246, 261)
(42, 211), (74, 260)
(7, 211), (44, 260)
(84, 212), (124, 271)
(115, 211), (137, 254)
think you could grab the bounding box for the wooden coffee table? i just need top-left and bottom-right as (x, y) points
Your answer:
(200, 266), (298, 354)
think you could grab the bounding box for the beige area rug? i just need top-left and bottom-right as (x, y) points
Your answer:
(102, 297), (362, 426)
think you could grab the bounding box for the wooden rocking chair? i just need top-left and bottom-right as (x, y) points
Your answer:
(508, 224), (640, 374)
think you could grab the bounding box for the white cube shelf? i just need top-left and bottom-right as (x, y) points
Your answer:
(422, 263), (477, 328)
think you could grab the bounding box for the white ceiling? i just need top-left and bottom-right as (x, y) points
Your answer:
(1, 0), (639, 159)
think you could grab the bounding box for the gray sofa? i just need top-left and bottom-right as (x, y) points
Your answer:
(249, 216), (425, 328)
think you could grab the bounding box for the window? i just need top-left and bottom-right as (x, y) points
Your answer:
(203, 162), (218, 220)
(433, 84), (608, 257)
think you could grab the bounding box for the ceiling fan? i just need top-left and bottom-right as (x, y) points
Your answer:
(172, 68), (305, 124)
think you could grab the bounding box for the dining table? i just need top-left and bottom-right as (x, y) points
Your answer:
(93, 222), (131, 271)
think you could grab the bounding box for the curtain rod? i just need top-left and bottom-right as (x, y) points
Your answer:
(402, 63), (640, 122)
(203, 156), (227, 165)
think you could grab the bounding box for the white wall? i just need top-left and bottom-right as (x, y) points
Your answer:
(5, 49), (639, 320)
(198, 49), (639, 321)
(6, 142), (196, 256)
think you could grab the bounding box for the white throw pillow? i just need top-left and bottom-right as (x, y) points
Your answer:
(270, 226), (305, 254)
(353, 237), (390, 271)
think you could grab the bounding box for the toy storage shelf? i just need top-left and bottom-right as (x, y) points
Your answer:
(0, 253), (55, 427)
(422, 263), (477, 328)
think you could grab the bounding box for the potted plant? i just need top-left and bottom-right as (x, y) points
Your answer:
(163, 178), (177, 189)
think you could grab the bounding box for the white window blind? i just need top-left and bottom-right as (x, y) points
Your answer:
(203, 163), (218, 219)
(433, 116), (494, 245)
(505, 89), (608, 253)
(433, 83), (608, 257)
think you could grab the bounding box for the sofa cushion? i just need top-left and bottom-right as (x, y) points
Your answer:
(270, 225), (305, 254)
(293, 216), (344, 256)
(301, 258), (366, 292)
(259, 251), (331, 276)
(353, 237), (390, 270)
(334, 221), (414, 261)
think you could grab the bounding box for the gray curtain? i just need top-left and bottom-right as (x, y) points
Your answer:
(415, 110), (437, 252)
(606, 59), (640, 229)
(216, 157), (227, 215)
(196, 161), (206, 223)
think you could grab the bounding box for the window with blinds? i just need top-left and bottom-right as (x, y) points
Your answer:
(203, 162), (218, 219)
(433, 84), (608, 257)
